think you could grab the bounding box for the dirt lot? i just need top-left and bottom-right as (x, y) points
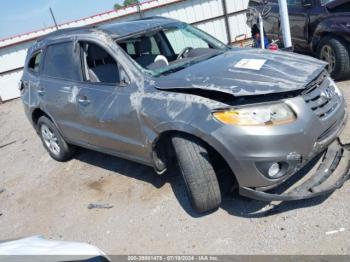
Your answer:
(1, 80), (350, 255)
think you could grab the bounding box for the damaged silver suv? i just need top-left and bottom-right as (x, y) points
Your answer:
(20, 17), (349, 213)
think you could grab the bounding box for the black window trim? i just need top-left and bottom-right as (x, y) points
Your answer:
(41, 40), (83, 82)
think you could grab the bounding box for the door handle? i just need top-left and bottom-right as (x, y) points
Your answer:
(37, 89), (46, 96)
(77, 96), (90, 105)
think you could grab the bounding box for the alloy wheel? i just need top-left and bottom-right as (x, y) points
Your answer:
(41, 124), (61, 155)
(320, 45), (336, 74)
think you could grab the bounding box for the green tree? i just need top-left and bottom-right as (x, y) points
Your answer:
(114, 0), (140, 11)
(123, 0), (139, 6)
(114, 3), (122, 10)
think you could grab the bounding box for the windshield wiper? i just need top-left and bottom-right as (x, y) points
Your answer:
(158, 65), (189, 76)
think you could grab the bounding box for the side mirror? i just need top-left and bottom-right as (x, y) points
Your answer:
(302, 0), (312, 7)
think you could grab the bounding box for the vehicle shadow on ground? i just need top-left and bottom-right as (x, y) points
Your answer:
(74, 149), (331, 219)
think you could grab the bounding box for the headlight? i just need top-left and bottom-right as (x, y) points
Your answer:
(328, 77), (342, 97)
(213, 103), (296, 126)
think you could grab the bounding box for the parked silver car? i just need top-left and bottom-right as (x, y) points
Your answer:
(20, 17), (349, 213)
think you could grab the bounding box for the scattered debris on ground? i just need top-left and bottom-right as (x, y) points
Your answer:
(0, 140), (16, 149)
(87, 203), (114, 210)
(326, 228), (346, 235)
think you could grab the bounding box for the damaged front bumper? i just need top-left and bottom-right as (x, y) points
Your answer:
(239, 139), (350, 201)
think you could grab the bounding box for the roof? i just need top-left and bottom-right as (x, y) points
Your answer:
(36, 27), (92, 42)
(99, 17), (178, 37)
(36, 17), (177, 43)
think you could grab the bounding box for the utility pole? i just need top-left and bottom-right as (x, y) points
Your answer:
(49, 7), (59, 30)
(258, 13), (265, 49)
(221, 0), (232, 44)
(278, 0), (292, 48)
(137, 2), (143, 19)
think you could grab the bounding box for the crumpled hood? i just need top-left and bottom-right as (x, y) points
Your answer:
(154, 48), (327, 97)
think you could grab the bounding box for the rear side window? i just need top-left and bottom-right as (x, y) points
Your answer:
(27, 52), (42, 73)
(43, 42), (81, 81)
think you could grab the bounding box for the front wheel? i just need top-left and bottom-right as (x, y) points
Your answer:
(171, 134), (221, 213)
(317, 36), (350, 80)
(38, 116), (75, 162)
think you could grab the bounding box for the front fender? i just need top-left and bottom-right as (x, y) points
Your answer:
(150, 121), (239, 180)
(312, 17), (350, 50)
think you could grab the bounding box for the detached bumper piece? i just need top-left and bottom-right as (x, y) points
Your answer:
(240, 139), (350, 201)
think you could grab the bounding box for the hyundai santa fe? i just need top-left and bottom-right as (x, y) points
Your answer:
(20, 17), (349, 213)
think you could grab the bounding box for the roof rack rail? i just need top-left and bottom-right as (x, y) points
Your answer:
(36, 26), (90, 42)
(134, 16), (172, 21)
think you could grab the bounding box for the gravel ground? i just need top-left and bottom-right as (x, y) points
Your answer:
(0, 80), (350, 255)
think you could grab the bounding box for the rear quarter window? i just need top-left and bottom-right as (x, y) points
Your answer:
(27, 51), (42, 73)
(42, 42), (81, 81)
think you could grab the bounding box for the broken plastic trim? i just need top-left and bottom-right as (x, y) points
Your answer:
(239, 139), (350, 201)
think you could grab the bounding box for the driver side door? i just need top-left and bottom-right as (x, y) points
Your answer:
(75, 40), (148, 163)
(286, 0), (310, 51)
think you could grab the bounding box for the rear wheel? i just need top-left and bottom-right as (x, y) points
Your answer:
(171, 134), (221, 213)
(317, 36), (350, 80)
(38, 116), (75, 161)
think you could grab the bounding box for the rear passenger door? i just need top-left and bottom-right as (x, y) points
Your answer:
(40, 41), (89, 144)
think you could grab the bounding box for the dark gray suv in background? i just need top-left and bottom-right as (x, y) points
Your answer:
(20, 17), (349, 214)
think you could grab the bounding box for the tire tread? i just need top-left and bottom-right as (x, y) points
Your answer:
(172, 134), (221, 213)
(317, 36), (350, 80)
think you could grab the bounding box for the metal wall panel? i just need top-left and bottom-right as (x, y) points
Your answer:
(0, 70), (23, 101)
(0, 42), (34, 73)
(0, 0), (249, 101)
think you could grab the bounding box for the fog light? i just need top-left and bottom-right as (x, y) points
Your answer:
(268, 163), (281, 178)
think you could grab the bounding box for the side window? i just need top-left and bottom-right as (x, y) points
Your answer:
(43, 42), (81, 81)
(81, 42), (122, 84)
(27, 52), (42, 73)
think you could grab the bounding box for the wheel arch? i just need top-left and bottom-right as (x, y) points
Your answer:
(32, 108), (51, 129)
(31, 108), (61, 135)
(312, 31), (348, 53)
(151, 123), (238, 185)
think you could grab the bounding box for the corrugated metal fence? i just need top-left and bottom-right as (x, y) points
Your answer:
(0, 0), (250, 101)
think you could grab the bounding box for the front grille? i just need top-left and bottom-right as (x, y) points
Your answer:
(303, 72), (340, 119)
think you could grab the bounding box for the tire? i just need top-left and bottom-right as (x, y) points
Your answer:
(317, 36), (350, 80)
(37, 116), (75, 162)
(171, 134), (221, 213)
